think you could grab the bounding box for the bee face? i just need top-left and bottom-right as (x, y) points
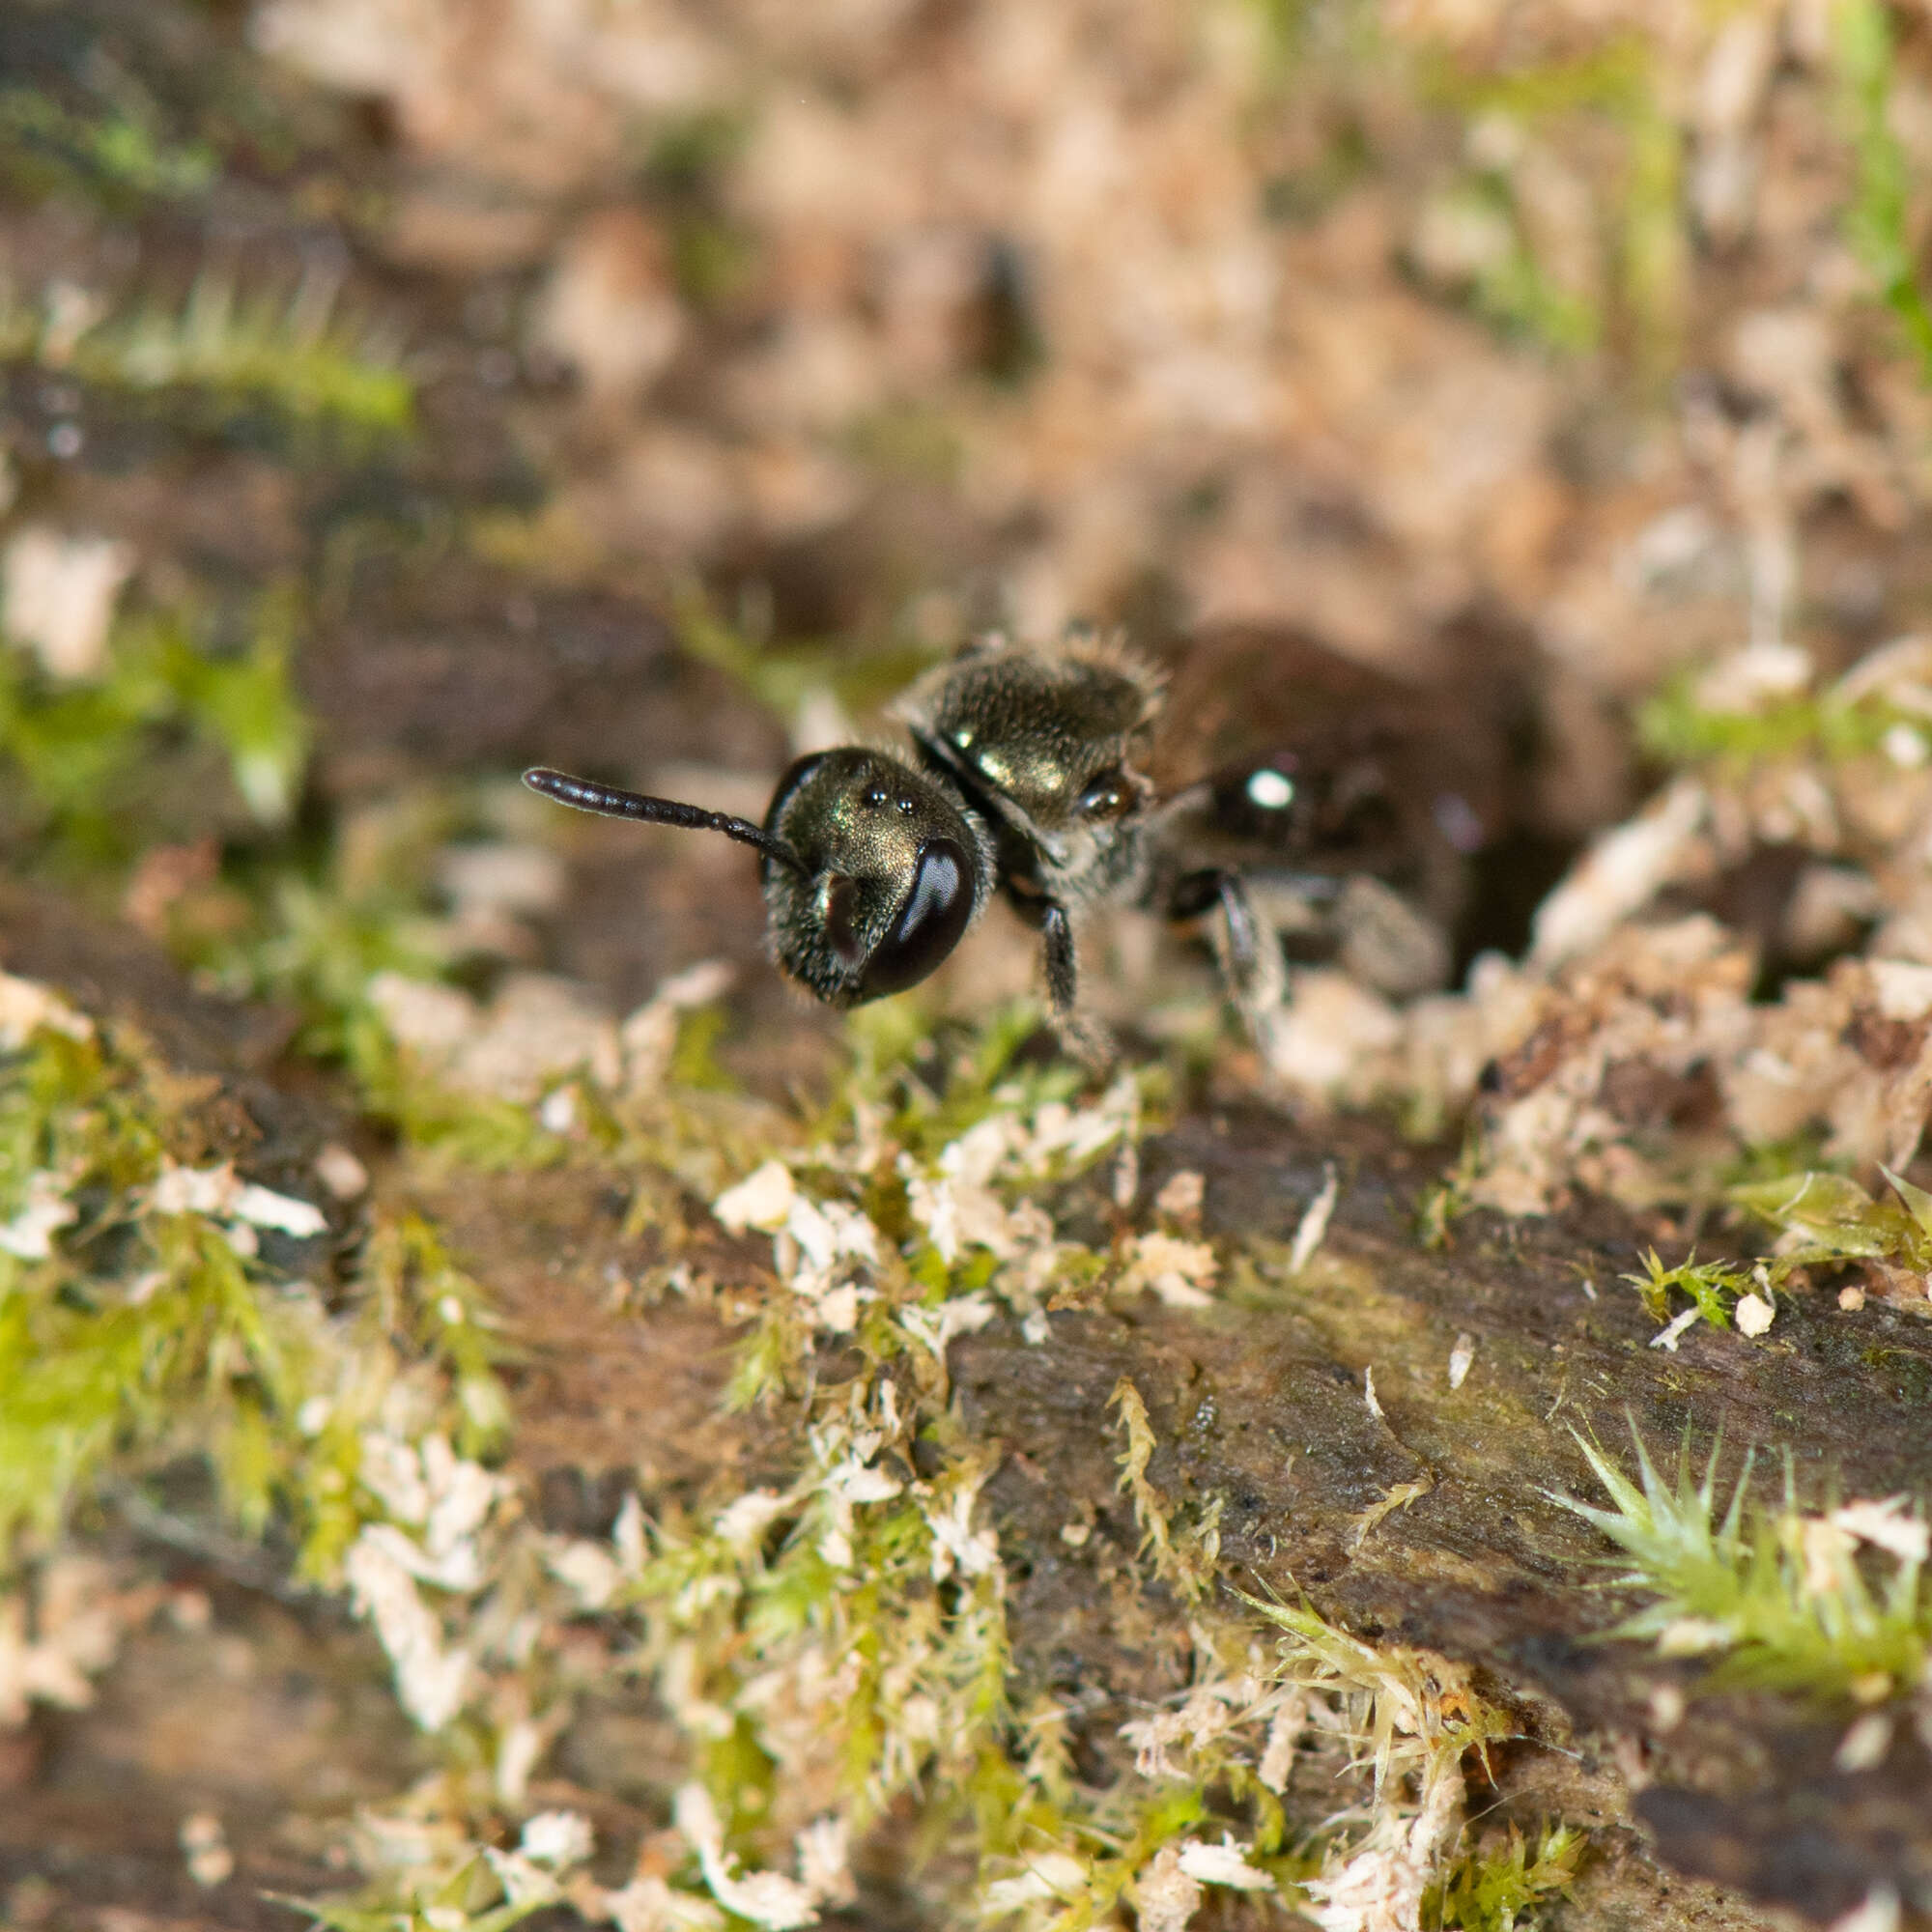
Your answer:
(523, 748), (990, 1012)
(762, 748), (990, 1006)
(901, 634), (1161, 905)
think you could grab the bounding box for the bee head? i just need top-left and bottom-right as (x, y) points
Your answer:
(760, 748), (987, 1006)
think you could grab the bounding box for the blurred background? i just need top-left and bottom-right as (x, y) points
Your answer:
(4, 0), (1932, 1080)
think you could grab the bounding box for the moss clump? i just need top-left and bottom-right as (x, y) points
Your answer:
(1559, 1429), (1932, 1705)
(0, 270), (412, 439)
(0, 86), (214, 206)
(0, 590), (312, 869)
(1731, 1165), (1932, 1275)
(1835, 0), (1932, 384)
(490, 1013), (1552, 1931)
(1622, 1248), (1760, 1331)
(0, 1014), (316, 1550)
(1422, 1824), (1585, 1932)
(1634, 666), (1907, 771)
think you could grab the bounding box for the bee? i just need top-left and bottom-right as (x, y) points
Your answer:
(524, 629), (1490, 1059)
(1148, 623), (1516, 1001)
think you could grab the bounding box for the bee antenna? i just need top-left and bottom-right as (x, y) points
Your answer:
(523, 767), (809, 875)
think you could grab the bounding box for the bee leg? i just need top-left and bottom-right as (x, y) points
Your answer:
(1168, 868), (1287, 1033)
(1040, 900), (1114, 1069)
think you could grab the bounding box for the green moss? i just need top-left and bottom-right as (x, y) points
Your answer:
(203, 904), (563, 1176)
(1431, 175), (1601, 355)
(669, 578), (936, 726)
(1835, 0), (1932, 384)
(1425, 39), (1652, 123)
(350, 1021), (568, 1175)
(1111, 1377), (1222, 1602)
(0, 964), (520, 1581)
(178, 587), (314, 824)
(870, 1001), (1096, 1161)
(0, 86), (214, 206)
(1240, 1590), (1513, 1782)
(0, 589), (313, 869)
(668, 213), (759, 311)
(1618, 91), (1683, 384)
(360, 1216), (513, 1462)
(1557, 1428), (1931, 1703)
(642, 108), (749, 194)
(590, 1036), (1378, 1927)
(626, 1438), (1013, 1843)
(1623, 1248), (1757, 1330)
(1468, 228), (1601, 355)
(1720, 1130), (1836, 1190)
(1423, 1823), (1585, 1932)
(1635, 665), (1903, 770)
(1730, 1166), (1932, 1271)
(1, 979), (1590, 1929)
(1422, 36), (1690, 374)
(287, 1857), (555, 1932)
(0, 271), (412, 438)
(0, 1024), (312, 1554)
(176, 781), (567, 1173)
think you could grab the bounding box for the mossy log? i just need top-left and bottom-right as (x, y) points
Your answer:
(4, 896), (1924, 1929)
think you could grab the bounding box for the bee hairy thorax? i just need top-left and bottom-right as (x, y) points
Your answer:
(902, 639), (1157, 912)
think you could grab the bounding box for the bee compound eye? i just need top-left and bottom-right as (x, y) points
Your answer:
(1077, 769), (1132, 820)
(824, 874), (867, 969)
(861, 838), (974, 997)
